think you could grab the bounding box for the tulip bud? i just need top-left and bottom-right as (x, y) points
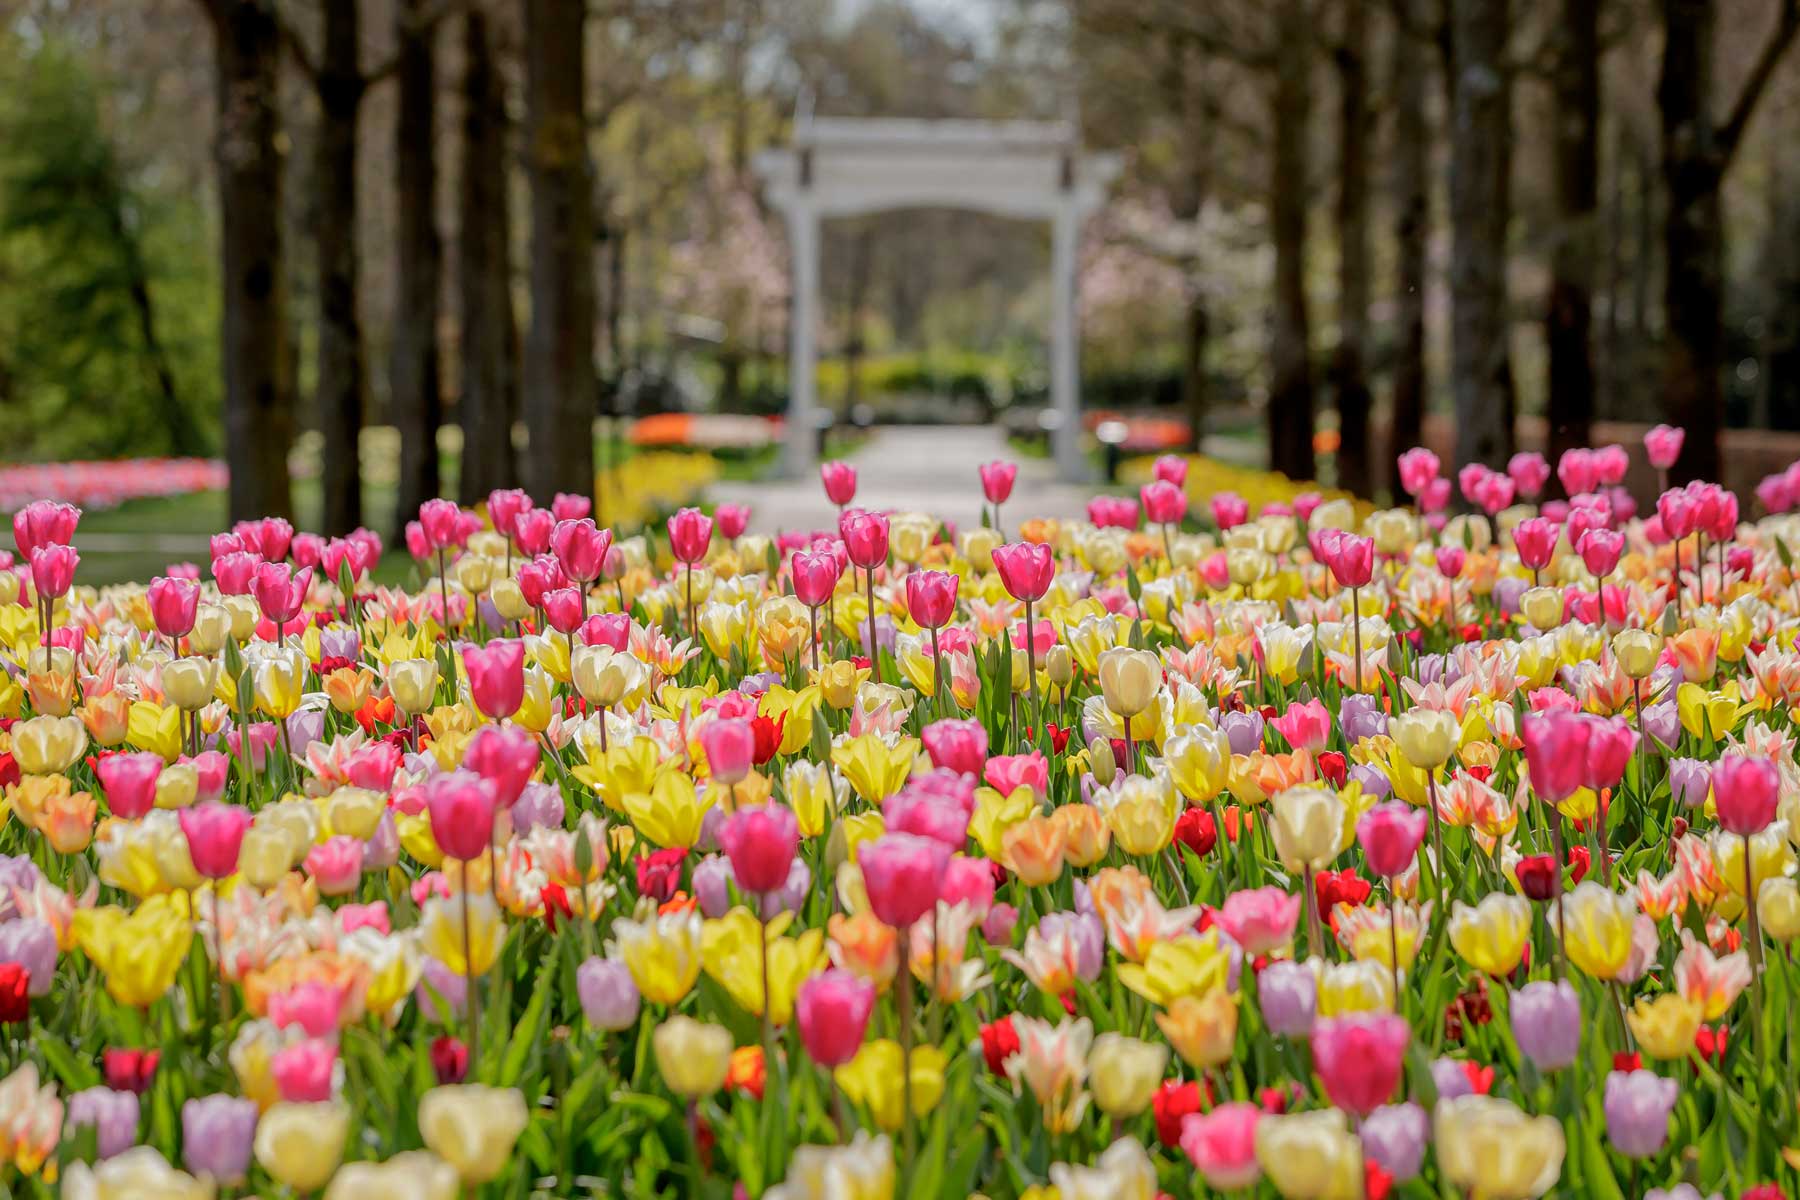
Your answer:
(163, 657), (220, 711)
(1519, 586), (1565, 630)
(490, 579), (530, 622)
(1098, 647), (1160, 720)
(1610, 628), (1659, 679)
(1088, 736), (1117, 787)
(154, 763), (199, 810)
(389, 658), (441, 716)
(1044, 645), (1073, 689)
(1758, 878), (1800, 942)
(453, 555), (494, 595)
(221, 594), (260, 641)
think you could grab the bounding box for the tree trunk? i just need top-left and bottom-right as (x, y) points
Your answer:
(1448, 0), (1516, 469)
(1658, 0), (1799, 481)
(314, 0), (366, 534)
(206, 0), (294, 522)
(523, 0), (597, 502)
(1268, 0), (1316, 482)
(1388, 0), (1429, 497)
(458, 6), (520, 503)
(1331, 0), (1373, 497)
(1179, 40), (1212, 455)
(1545, 0), (1600, 481)
(391, 0), (442, 532)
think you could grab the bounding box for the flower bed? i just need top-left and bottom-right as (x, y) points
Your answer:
(0, 425), (1794, 1198)
(0, 458), (226, 512)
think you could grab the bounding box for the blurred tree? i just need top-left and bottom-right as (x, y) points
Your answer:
(194, 0), (294, 522)
(456, 1), (520, 502)
(1269, 0), (1317, 482)
(1658, 0), (1799, 483)
(0, 45), (211, 460)
(1545, 0), (1602, 479)
(1331, 0), (1373, 496)
(522, 0), (595, 502)
(1387, 0), (1430, 498)
(390, 0), (444, 536)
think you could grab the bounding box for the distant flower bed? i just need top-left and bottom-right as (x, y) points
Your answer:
(597, 451), (721, 527)
(1123, 453), (1369, 521)
(630, 413), (778, 451)
(0, 458), (225, 512)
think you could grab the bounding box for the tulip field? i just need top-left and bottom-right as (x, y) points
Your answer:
(5, 428), (1800, 1198)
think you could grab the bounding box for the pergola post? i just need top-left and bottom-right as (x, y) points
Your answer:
(785, 204), (820, 480)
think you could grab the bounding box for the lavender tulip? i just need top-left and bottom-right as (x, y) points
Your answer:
(182, 1094), (258, 1183)
(1604, 1070), (1679, 1157)
(576, 957), (641, 1031)
(1360, 1103), (1428, 1181)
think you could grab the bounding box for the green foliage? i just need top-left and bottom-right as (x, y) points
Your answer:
(0, 40), (218, 461)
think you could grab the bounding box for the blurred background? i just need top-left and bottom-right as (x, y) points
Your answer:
(0, 0), (1796, 577)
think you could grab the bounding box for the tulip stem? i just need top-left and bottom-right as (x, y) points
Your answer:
(897, 934), (915, 1182)
(929, 624), (943, 720)
(462, 881), (480, 1071)
(1023, 597), (1040, 743)
(758, 905), (773, 1063)
(1301, 865), (1321, 958)
(865, 566), (880, 686)
(686, 563), (696, 647)
(437, 548), (457, 692)
(1349, 587), (1362, 693)
(1425, 771), (1446, 902)
(1386, 876), (1401, 1013)
(809, 605), (820, 673)
(1548, 812), (1568, 981)
(1745, 833), (1766, 1073)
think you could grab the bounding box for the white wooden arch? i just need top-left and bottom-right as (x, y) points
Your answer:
(753, 115), (1122, 481)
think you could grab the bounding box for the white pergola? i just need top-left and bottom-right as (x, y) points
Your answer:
(753, 115), (1122, 481)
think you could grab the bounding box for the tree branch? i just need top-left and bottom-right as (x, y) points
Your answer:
(1718, 0), (1800, 164)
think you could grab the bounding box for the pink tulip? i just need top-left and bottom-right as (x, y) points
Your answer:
(178, 802), (254, 879)
(227, 723), (280, 771)
(1593, 443), (1629, 486)
(1644, 424), (1685, 470)
(858, 833), (952, 928)
(424, 771), (498, 861)
(718, 804), (800, 894)
(1419, 477), (1452, 513)
(1086, 496), (1138, 529)
(795, 969), (875, 1066)
(462, 724), (538, 809)
(1436, 545), (1466, 579)
(12, 500), (79, 560)
(462, 638), (525, 720)
(96, 751), (164, 820)
(840, 511), (890, 570)
(146, 575), (200, 639)
(1152, 455), (1189, 487)
(1312, 1012), (1409, 1115)
(549, 492), (590, 522)
(542, 586), (584, 634)
(1356, 802), (1429, 877)
(1714, 753), (1780, 836)
(923, 718), (988, 777)
(821, 461), (858, 507)
(271, 1038), (338, 1104)
(185, 751), (231, 804)
(1316, 529), (1374, 588)
(1709, 490), (1739, 542)
(715, 504), (751, 539)
(290, 533), (325, 570)
(251, 561), (310, 624)
(1457, 463), (1494, 506)
(1292, 491), (1323, 521)
(1472, 470), (1516, 515)
(1141, 480), (1188, 526)
(791, 548), (842, 608)
(1396, 447), (1440, 498)
(979, 461), (1017, 505)
(1656, 488), (1697, 540)
(699, 717), (756, 786)
(248, 517), (294, 561)
(1199, 550), (1231, 591)
(343, 743), (402, 793)
(1557, 447), (1599, 498)
(305, 836), (366, 896)
(514, 508), (555, 556)
(666, 507), (713, 565)
(211, 550), (260, 596)
(1180, 1102), (1263, 1191)
(578, 612), (631, 650)
(1269, 699), (1331, 754)
(1511, 517), (1559, 573)
(1583, 715), (1638, 792)
(991, 541), (1054, 602)
(906, 570), (959, 629)
(418, 499), (465, 551)
(551, 518), (611, 583)
(1209, 491), (1248, 530)
(1521, 710), (1590, 802)
(516, 556), (565, 609)
(268, 982), (347, 1040)
(1577, 529), (1624, 579)
(938, 853), (993, 913)
(1507, 451), (1551, 500)
(29, 544), (78, 599)
(1215, 886), (1301, 956)
(487, 488), (532, 540)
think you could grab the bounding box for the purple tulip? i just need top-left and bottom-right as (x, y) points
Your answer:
(1360, 1102), (1428, 1181)
(1604, 1070), (1679, 1157)
(182, 1094), (258, 1183)
(1255, 959), (1317, 1037)
(66, 1087), (139, 1159)
(1511, 980), (1581, 1071)
(576, 957), (641, 1031)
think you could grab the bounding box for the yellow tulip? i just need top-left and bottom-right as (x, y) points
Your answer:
(323, 787), (386, 841)
(1096, 773), (1179, 857)
(253, 653), (308, 719)
(1270, 786), (1345, 873)
(1676, 682), (1738, 741)
(574, 736), (660, 814)
(162, 656), (220, 711)
(1759, 878), (1800, 941)
(571, 646), (646, 708)
(765, 1132), (895, 1200)
(62, 1146), (215, 1200)
(418, 892), (506, 977)
(622, 769), (714, 850)
(1254, 1110), (1364, 1200)
(1611, 629), (1661, 680)
(1712, 824), (1796, 896)
(834, 1040), (946, 1131)
(831, 734), (919, 803)
(1087, 1033), (1167, 1118)
(12, 714), (87, 775)
(125, 702), (183, 762)
(1116, 932), (1231, 1006)
(612, 904), (704, 1005)
(1391, 708), (1458, 769)
(1155, 990), (1239, 1068)
(1434, 1095), (1565, 1200)
(1555, 882), (1635, 980)
(701, 908), (827, 1024)
(653, 1016), (734, 1098)
(1164, 727), (1231, 803)
(72, 893), (194, 1007)
(1313, 957), (1395, 1015)
(1098, 648), (1161, 720)
(417, 1084), (528, 1185)
(509, 667), (556, 733)
(325, 1151), (460, 1200)
(388, 657), (441, 716)
(1448, 894), (1531, 976)
(254, 1102), (349, 1193)
(1626, 992), (1704, 1060)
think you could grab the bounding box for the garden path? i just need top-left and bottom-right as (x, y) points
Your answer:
(707, 424), (1096, 537)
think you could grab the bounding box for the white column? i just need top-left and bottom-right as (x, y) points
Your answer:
(786, 204), (820, 479)
(1050, 205), (1083, 480)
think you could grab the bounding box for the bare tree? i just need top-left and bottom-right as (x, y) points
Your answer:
(1387, 0), (1430, 497)
(1269, 0), (1317, 481)
(1331, 0), (1373, 496)
(1657, 0), (1799, 482)
(391, 0), (445, 532)
(1544, 0), (1601, 478)
(193, 0), (295, 522)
